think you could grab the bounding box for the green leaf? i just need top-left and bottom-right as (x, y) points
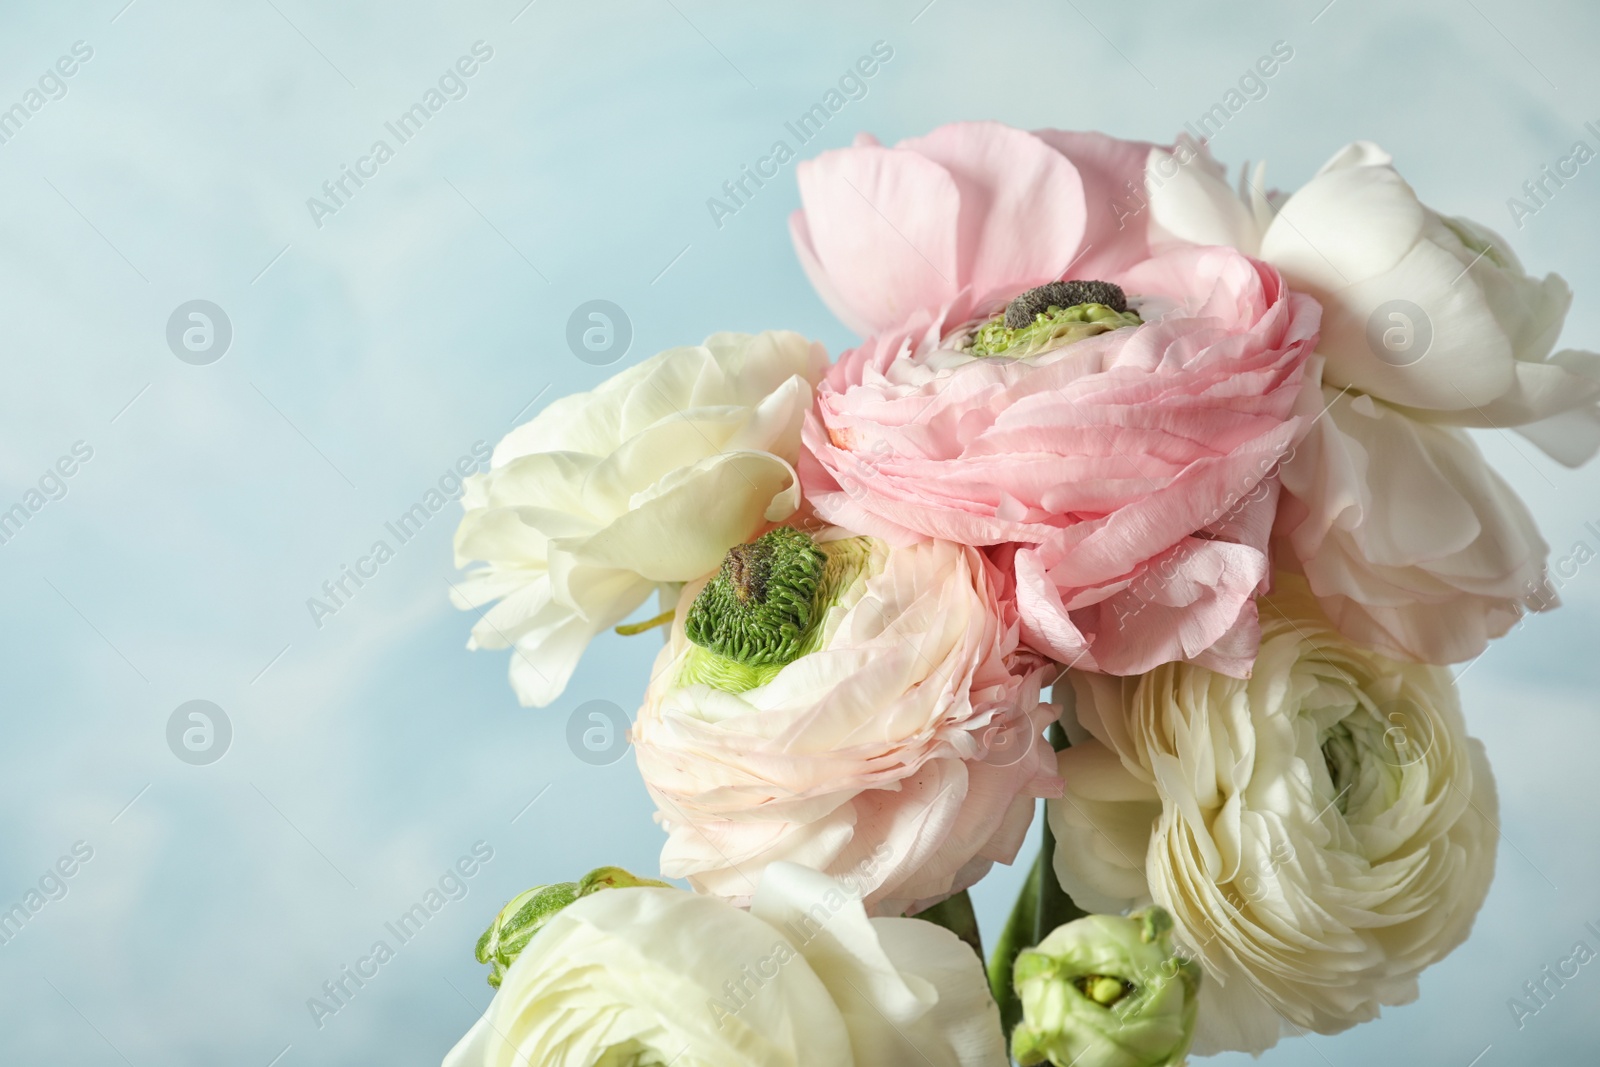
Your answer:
(1036, 723), (1087, 941)
(988, 843), (1039, 1036)
(988, 722), (1087, 1053)
(916, 889), (983, 960)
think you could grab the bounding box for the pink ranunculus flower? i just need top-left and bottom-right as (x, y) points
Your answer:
(790, 121), (1160, 339)
(631, 525), (1059, 917)
(800, 244), (1321, 676)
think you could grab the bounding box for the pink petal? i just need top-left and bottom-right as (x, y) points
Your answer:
(1032, 128), (1160, 279)
(794, 141), (962, 335)
(898, 121), (1088, 312)
(790, 208), (875, 337)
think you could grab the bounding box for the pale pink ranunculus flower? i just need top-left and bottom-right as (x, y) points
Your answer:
(631, 530), (1059, 917)
(800, 244), (1320, 676)
(790, 120), (1160, 339)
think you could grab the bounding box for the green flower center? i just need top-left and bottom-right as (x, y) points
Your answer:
(685, 526), (826, 666)
(1321, 721), (1359, 814)
(967, 280), (1141, 358)
(1076, 974), (1134, 1007)
(680, 527), (877, 694)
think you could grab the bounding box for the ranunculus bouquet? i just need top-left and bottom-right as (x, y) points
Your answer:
(444, 122), (1598, 1065)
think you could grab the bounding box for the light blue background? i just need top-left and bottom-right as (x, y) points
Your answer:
(1, 0), (1596, 1063)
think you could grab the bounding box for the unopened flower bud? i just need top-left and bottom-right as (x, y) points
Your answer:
(474, 866), (669, 987)
(1011, 906), (1200, 1067)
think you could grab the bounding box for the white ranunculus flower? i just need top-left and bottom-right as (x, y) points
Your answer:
(1147, 139), (1600, 465)
(452, 331), (827, 707)
(1277, 383), (1552, 663)
(1047, 574), (1499, 1056)
(442, 862), (1007, 1067)
(632, 526), (1058, 918)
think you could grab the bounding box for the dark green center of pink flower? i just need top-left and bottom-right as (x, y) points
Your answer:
(1004, 280), (1128, 328)
(685, 526), (826, 668)
(967, 280), (1142, 359)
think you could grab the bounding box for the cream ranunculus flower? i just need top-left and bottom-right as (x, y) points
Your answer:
(1147, 139), (1600, 464)
(1277, 383), (1552, 663)
(442, 862), (1008, 1067)
(632, 525), (1059, 918)
(1047, 574), (1499, 1056)
(452, 331), (827, 707)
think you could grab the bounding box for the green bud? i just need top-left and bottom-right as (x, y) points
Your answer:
(474, 866), (669, 987)
(679, 529), (880, 694)
(968, 302), (1142, 359)
(1011, 907), (1200, 1067)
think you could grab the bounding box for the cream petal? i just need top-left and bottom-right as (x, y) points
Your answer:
(1279, 387), (1549, 663)
(574, 452), (798, 582)
(1513, 391), (1600, 467)
(1309, 236), (1515, 409)
(1048, 742), (1160, 913)
(1147, 143), (1266, 254)
(753, 862), (1006, 1067)
(724, 373), (816, 460)
(505, 611), (612, 709)
(441, 1014), (494, 1067)
(458, 331), (828, 708)
(1406, 347), (1600, 466)
(465, 885), (854, 1067)
(1187, 960), (1285, 1056)
(1260, 148), (1424, 291)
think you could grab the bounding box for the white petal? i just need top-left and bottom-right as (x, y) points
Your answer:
(1261, 148), (1423, 291)
(574, 452), (799, 582)
(1146, 144), (1264, 254)
(1310, 236), (1513, 409)
(752, 862), (1005, 1067)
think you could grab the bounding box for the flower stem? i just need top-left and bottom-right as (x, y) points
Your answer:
(1036, 722), (1087, 938)
(614, 609), (674, 636)
(988, 844), (1039, 1033)
(988, 722), (1086, 1049)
